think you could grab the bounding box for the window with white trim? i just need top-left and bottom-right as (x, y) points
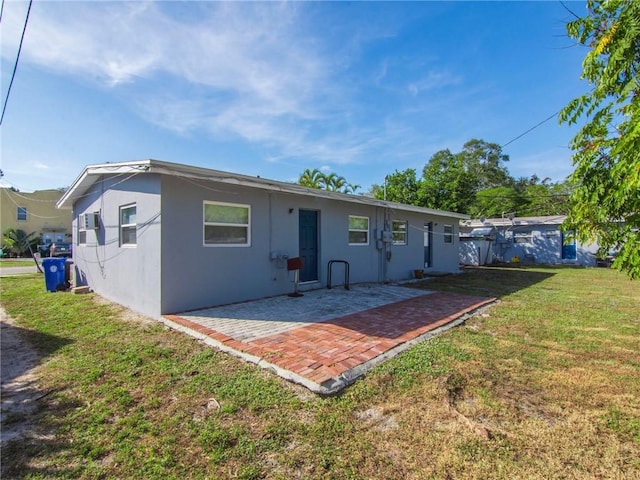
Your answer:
(17, 206), (27, 221)
(204, 201), (250, 246)
(392, 220), (407, 245)
(78, 222), (87, 245)
(444, 224), (454, 244)
(120, 204), (137, 246)
(514, 230), (532, 244)
(348, 215), (369, 245)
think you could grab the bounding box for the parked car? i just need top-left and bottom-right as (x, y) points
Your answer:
(42, 242), (72, 257)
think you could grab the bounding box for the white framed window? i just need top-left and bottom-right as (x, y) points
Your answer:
(348, 215), (369, 245)
(514, 230), (532, 244)
(204, 201), (250, 246)
(78, 220), (87, 245)
(78, 225), (87, 245)
(444, 224), (454, 244)
(120, 204), (137, 247)
(392, 220), (407, 245)
(17, 206), (27, 221)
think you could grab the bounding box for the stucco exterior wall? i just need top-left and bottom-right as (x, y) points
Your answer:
(72, 174), (162, 318)
(0, 188), (72, 248)
(498, 225), (598, 267)
(158, 176), (462, 314)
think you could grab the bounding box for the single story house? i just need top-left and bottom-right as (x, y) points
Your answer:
(459, 216), (600, 267)
(57, 160), (468, 319)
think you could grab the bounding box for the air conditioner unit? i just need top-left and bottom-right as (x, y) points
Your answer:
(82, 212), (100, 230)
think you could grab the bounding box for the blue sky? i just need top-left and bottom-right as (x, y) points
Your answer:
(1, 1), (588, 193)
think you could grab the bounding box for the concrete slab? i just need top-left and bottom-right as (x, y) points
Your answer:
(164, 284), (496, 394)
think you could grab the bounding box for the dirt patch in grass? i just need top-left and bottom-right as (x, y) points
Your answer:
(0, 308), (45, 448)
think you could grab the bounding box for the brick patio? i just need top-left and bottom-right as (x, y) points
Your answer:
(164, 286), (495, 394)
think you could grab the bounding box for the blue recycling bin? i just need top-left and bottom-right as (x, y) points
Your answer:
(43, 257), (67, 292)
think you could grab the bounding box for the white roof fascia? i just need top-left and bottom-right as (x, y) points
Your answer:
(58, 159), (469, 220)
(464, 215), (568, 228)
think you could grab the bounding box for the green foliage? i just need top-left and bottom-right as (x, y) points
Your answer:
(372, 168), (421, 204)
(2, 228), (40, 257)
(471, 187), (522, 219)
(374, 139), (571, 217)
(297, 168), (360, 194)
(559, 0), (640, 279)
(420, 148), (478, 213)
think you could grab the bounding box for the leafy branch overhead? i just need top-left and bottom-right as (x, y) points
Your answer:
(559, 0), (640, 279)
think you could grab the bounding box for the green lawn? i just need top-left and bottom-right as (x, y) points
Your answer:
(1, 266), (639, 479)
(0, 258), (36, 268)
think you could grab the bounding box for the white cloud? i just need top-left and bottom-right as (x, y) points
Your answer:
(4, 1), (369, 160)
(408, 70), (462, 96)
(1, 1), (455, 173)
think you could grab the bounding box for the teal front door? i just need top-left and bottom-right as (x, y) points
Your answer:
(561, 230), (577, 260)
(299, 210), (318, 282)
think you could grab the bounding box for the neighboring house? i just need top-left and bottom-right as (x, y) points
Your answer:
(0, 187), (72, 247)
(459, 216), (600, 267)
(57, 159), (468, 319)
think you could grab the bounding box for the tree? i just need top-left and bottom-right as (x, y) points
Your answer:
(513, 176), (572, 217)
(460, 139), (512, 190)
(559, 0), (640, 278)
(2, 228), (39, 257)
(298, 168), (325, 189)
(471, 186), (522, 219)
(420, 149), (477, 213)
(297, 169), (359, 194)
(372, 168), (421, 204)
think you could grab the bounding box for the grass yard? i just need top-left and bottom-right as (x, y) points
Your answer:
(0, 258), (37, 268)
(1, 266), (639, 479)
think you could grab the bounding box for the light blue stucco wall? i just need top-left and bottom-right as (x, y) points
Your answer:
(72, 174), (162, 318)
(493, 225), (598, 266)
(158, 175), (462, 314)
(71, 172), (463, 317)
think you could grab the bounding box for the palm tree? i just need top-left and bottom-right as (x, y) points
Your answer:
(298, 169), (326, 189)
(298, 169), (359, 194)
(2, 228), (39, 257)
(343, 183), (361, 194)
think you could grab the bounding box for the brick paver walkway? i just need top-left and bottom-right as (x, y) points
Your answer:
(164, 287), (495, 394)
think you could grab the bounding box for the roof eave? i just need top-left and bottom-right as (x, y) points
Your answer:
(58, 159), (469, 219)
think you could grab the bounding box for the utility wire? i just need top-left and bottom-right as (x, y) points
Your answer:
(1, 0), (33, 126)
(0, 0), (5, 24)
(501, 111), (560, 149)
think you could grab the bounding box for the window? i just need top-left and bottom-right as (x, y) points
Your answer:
(348, 215), (369, 245)
(444, 224), (454, 244)
(514, 230), (532, 244)
(78, 223), (87, 245)
(392, 220), (407, 245)
(17, 206), (27, 221)
(120, 204), (137, 246)
(204, 201), (250, 246)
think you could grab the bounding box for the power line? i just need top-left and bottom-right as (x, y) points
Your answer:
(1, 0), (33, 126)
(501, 111), (560, 149)
(0, 0), (5, 24)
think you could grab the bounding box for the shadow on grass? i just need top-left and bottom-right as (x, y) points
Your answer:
(1, 322), (73, 385)
(1, 395), (85, 479)
(412, 265), (557, 299)
(1, 322), (76, 477)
